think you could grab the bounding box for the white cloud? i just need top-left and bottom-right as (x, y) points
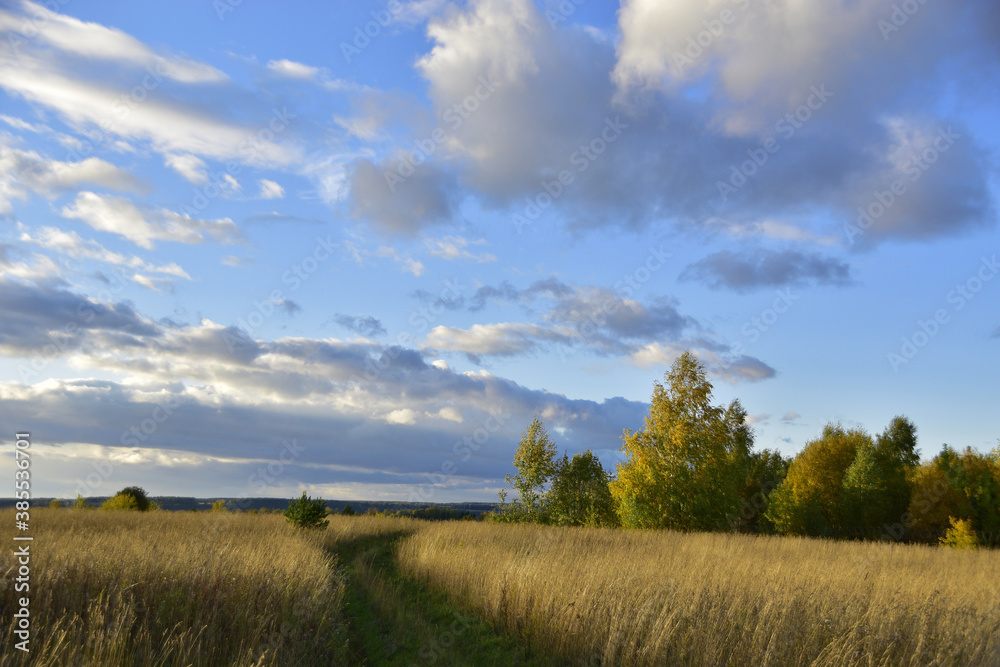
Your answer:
(60, 192), (241, 249)
(3, 1), (226, 84)
(165, 154), (208, 184)
(19, 226), (190, 278)
(258, 179), (285, 199)
(385, 408), (418, 425)
(425, 235), (496, 263)
(426, 322), (566, 357)
(266, 59), (320, 79)
(0, 141), (144, 213)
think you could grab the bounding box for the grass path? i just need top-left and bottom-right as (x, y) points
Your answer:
(328, 528), (557, 666)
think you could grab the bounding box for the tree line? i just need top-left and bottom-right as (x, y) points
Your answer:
(494, 351), (1000, 548)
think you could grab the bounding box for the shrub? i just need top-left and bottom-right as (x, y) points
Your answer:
(49, 499), (62, 509)
(284, 492), (330, 529)
(101, 493), (141, 511)
(940, 516), (980, 550)
(212, 499), (228, 512)
(340, 504), (357, 516)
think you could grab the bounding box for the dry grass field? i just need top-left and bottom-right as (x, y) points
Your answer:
(397, 521), (1000, 666)
(0, 509), (347, 666)
(3, 509), (999, 665)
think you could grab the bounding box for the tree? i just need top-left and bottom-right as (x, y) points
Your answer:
(547, 450), (618, 527)
(610, 351), (750, 531)
(49, 499), (61, 509)
(735, 449), (789, 533)
(102, 486), (153, 512)
(765, 424), (870, 536)
(284, 492), (329, 529)
(340, 503), (357, 516)
(840, 416), (919, 537)
(496, 418), (558, 522)
(73, 494), (91, 510)
(211, 499), (228, 512)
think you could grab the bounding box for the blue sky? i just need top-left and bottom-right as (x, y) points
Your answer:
(0, 0), (997, 502)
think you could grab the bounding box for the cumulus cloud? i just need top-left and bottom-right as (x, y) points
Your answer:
(60, 192), (241, 249)
(680, 248), (852, 292)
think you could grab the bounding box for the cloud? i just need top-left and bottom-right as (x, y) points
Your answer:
(349, 158), (455, 235)
(680, 248), (852, 292)
(19, 226), (190, 279)
(0, 3), (299, 168)
(629, 343), (776, 384)
(395, 0), (998, 244)
(257, 179), (285, 199)
(60, 192), (241, 249)
(0, 277), (160, 359)
(164, 154), (208, 185)
(266, 59), (320, 79)
(781, 412), (800, 423)
(0, 140), (144, 213)
(425, 235), (496, 263)
(333, 314), (387, 338)
(222, 255), (254, 267)
(426, 322), (570, 360)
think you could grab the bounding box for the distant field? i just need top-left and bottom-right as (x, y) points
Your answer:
(2, 510), (999, 666)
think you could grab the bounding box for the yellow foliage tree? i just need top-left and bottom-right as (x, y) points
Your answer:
(764, 424), (871, 536)
(610, 351), (750, 531)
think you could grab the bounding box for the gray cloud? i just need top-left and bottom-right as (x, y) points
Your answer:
(680, 248), (853, 292)
(349, 157), (456, 235)
(332, 314), (387, 338)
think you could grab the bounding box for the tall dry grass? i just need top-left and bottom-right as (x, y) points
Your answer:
(397, 521), (1000, 666)
(0, 508), (346, 666)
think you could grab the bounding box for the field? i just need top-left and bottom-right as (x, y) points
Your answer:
(2, 509), (999, 666)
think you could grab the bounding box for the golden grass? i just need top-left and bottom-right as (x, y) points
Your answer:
(397, 521), (1000, 666)
(0, 509), (346, 666)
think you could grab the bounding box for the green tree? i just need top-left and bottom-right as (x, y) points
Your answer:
(610, 351), (750, 531)
(497, 418), (558, 522)
(841, 416), (919, 537)
(73, 494), (91, 510)
(211, 499), (228, 512)
(765, 424), (870, 536)
(284, 492), (330, 529)
(340, 503), (357, 516)
(735, 449), (789, 533)
(547, 450), (618, 527)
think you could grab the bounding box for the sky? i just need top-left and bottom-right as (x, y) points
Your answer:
(0, 0), (997, 503)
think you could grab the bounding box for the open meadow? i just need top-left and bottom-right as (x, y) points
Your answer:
(2, 509), (999, 666)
